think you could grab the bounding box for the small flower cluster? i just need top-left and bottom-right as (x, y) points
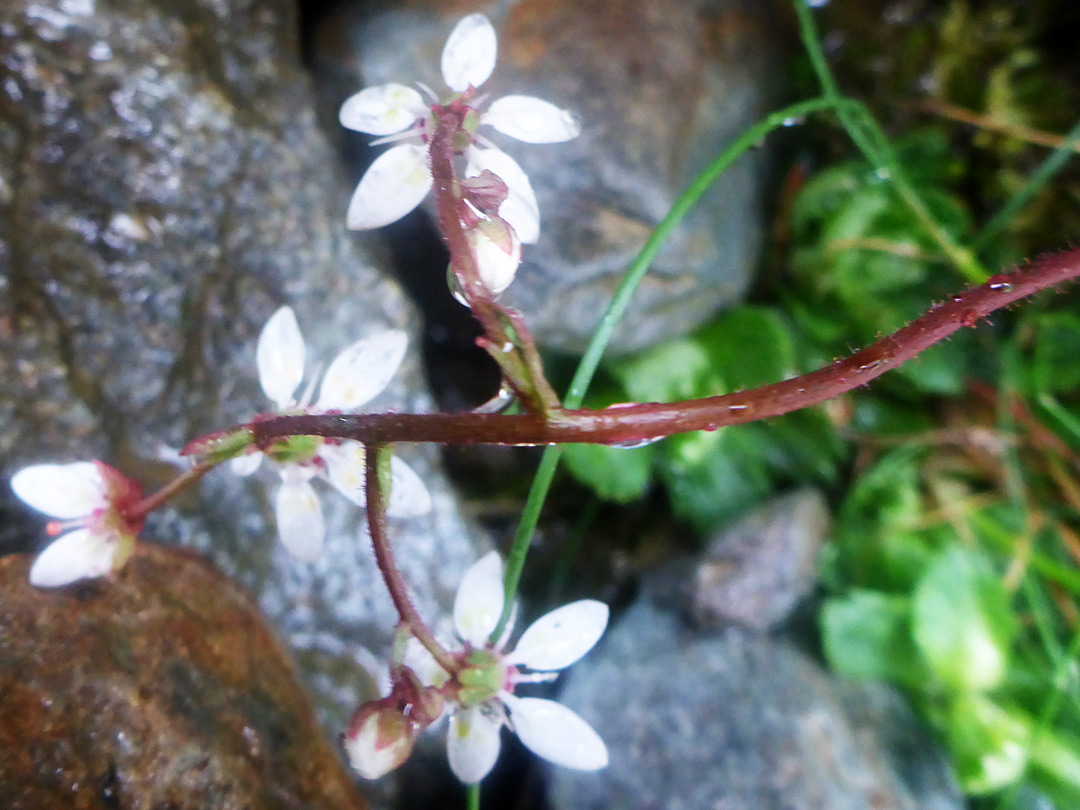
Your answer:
(10, 461), (143, 588)
(8, 11), (601, 792)
(344, 552), (610, 784)
(339, 13), (580, 301)
(10, 306), (431, 579)
(230, 306), (431, 560)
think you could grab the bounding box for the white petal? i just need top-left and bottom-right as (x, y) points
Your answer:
(320, 441), (367, 506)
(502, 694), (608, 770)
(29, 528), (119, 588)
(466, 147), (540, 244)
(229, 451), (264, 476)
(347, 144), (432, 230)
(484, 95), (581, 144)
(275, 476), (325, 562)
(315, 330), (408, 411)
(454, 551), (505, 647)
(387, 455), (433, 518)
(506, 600), (608, 671)
(441, 13), (497, 92)
(339, 83), (425, 136)
(448, 706), (502, 784)
(256, 306), (306, 410)
(469, 225), (521, 296)
(11, 462), (106, 518)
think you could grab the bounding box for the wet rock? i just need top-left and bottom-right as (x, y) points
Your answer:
(550, 599), (964, 810)
(691, 489), (831, 632)
(0, 544), (365, 809)
(0, 0), (482, 765)
(312, 0), (776, 354)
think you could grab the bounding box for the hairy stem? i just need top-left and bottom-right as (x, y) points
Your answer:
(492, 94), (857, 636)
(365, 444), (457, 674)
(428, 103), (558, 414)
(252, 249), (1080, 449)
(124, 462), (212, 522)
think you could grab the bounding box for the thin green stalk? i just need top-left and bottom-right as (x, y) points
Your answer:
(792, 0), (986, 283)
(972, 510), (1080, 596)
(466, 783), (480, 810)
(493, 95), (852, 636)
(974, 116), (1080, 252)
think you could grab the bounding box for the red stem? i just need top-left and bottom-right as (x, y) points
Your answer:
(365, 444), (458, 674)
(250, 250), (1080, 448)
(124, 462), (212, 522)
(429, 103), (558, 414)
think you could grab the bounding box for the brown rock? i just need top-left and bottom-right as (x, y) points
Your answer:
(0, 543), (365, 810)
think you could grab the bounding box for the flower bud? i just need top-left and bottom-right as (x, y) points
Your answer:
(344, 698), (419, 779)
(451, 217), (521, 306)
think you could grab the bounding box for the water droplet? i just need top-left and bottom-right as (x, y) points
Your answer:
(474, 387), (514, 414)
(501, 341), (514, 353)
(988, 282), (1012, 291)
(875, 168), (891, 180)
(611, 437), (663, 449)
(728, 404), (749, 412)
(781, 116), (806, 127)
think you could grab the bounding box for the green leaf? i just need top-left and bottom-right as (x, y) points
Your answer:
(912, 546), (1017, 692)
(563, 442), (654, 504)
(943, 694), (1032, 794)
(828, 448), (938, 591)
(821, 590), (924, 686)
(657, 429), (771, 532)
(610, 337), (714, 404)
(697, 307), (798, 391)
(1031, 311), (1080, 394)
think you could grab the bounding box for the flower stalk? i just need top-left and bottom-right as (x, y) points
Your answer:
(427, 102), (560, 414)
(250, 248), (1080, 449)
(365, 443), (458, 675)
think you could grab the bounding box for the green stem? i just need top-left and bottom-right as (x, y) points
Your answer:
(792, 0), (986, 282)
(466, 783), (480, 810)
(974, 115), (1080, 252)
(491, 94), (856, 636)
(1030, 730), (1080, 792)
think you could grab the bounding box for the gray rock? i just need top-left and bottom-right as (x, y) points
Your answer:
(311, 0), (775, 355)
(550, 599), (964, 810)
(691, 488), (831, 632)
(0, 0), (481, 780)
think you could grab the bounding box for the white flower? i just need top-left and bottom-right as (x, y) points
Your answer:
(233, 306), (432, 561)
(339, 12), (580, 245)
(408, 551), (610, 783)
(11, 461), (143, 588)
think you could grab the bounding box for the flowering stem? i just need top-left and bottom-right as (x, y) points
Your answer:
(365, 443), (457, 675)
(251, 248), (1080, 449)
(428, 103), (560, 414)
(793, 0), (986, 282)
(492, 94), (862, 636)
(123, 462), (213, 523)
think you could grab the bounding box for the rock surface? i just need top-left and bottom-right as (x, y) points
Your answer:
(0, 544), (365, 810)
(312, 0), (775, 354)
(549, 599), (965, 810)
(0, 0), (482, 760)
(691, 488), (831, 632)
